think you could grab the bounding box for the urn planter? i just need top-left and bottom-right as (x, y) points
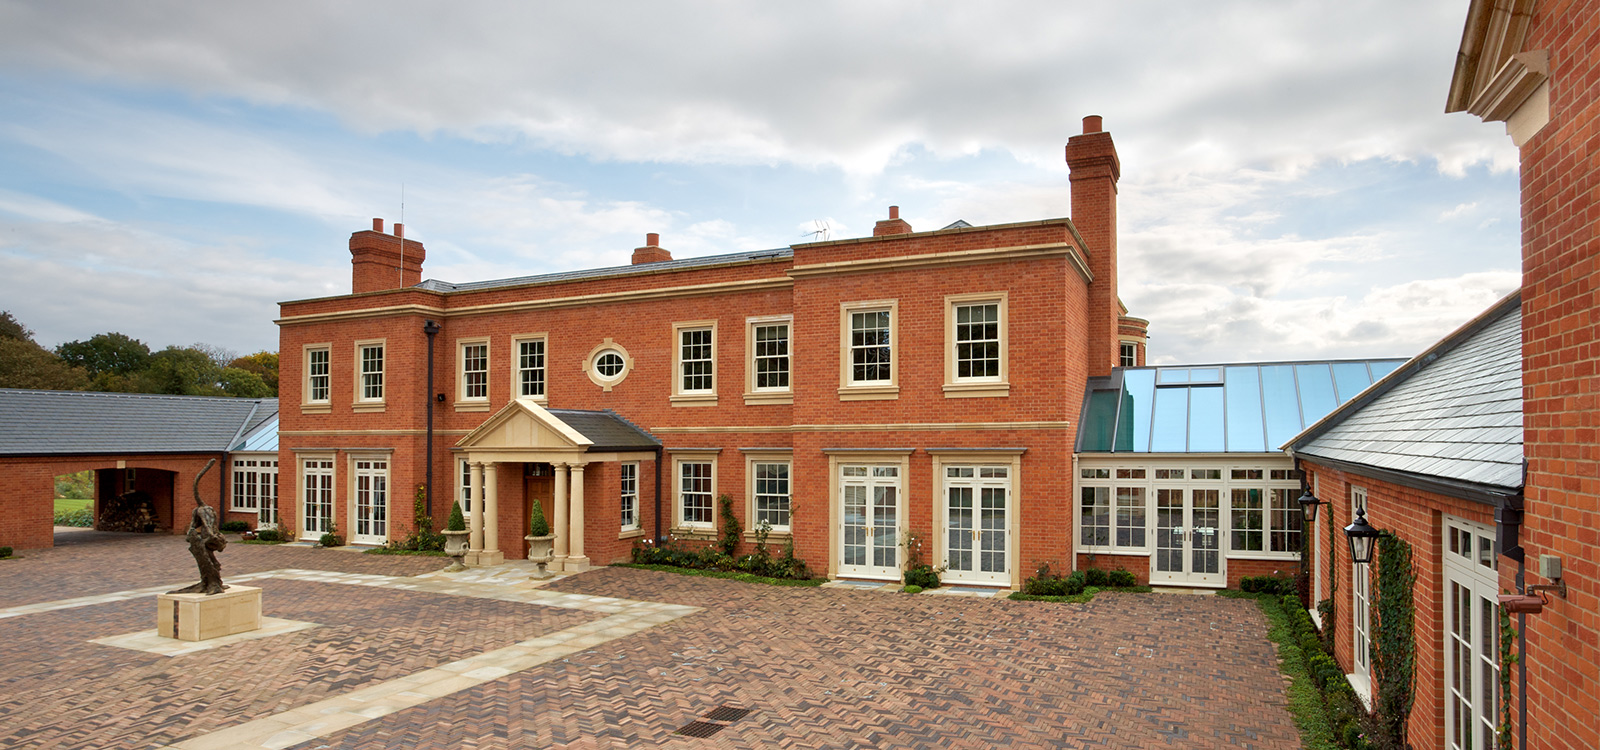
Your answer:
(525, 533), (557, 578)
(442, 529), (470, 571)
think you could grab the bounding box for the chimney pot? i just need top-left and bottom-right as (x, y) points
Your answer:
(1083, 115), (1103, 134)
(889, 206), (900, 220)
(372, 218), (384, 232)
(394, 223), (404, 238)
(647, 232), (660, 247)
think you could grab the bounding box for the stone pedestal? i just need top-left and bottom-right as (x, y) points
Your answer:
(157, 586), (262, 641)
(465, 550), (504, 567)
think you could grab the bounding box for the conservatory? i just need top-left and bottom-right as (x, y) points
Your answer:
(1073, 359), (1404, 588)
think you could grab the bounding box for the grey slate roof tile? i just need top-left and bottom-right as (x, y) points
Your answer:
(0, 389), (276, 456)
(416, 248), (793, 293)
(547, 409), (660, 452)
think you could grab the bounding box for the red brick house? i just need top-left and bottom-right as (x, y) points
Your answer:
(273, 115), (1148, 589)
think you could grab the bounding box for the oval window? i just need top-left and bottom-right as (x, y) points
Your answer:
(595, 351), (625, 379)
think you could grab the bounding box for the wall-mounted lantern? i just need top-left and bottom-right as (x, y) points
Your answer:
(1297, 489), (1325, 524)
(1344, 507), (1381, 565)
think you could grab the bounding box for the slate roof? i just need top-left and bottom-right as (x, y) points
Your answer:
(548, 408), (660, 452)
(0, 389), (278, 456)
(415, 248), (793, 294)
(1290, 292), (1522, 491)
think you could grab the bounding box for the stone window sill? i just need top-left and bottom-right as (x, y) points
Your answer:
(838, 384), (899, 401)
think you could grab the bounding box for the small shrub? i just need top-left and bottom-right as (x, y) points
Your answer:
(903, 584), (923, 594)
(319, 519), (343, 548)
(0, 546), (12, 558)
(901, 531), (944, 589)
(446, 500), (466, 532)
(219, 520), (250, 533)
(254, 528), (283, 542)
(528, 494), (551, 537)
(53, 507), (93, 527)
(1083, 568), (1108, 587)
(1107, 569), (1137, 588)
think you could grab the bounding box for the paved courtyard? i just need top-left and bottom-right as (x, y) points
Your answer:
(0, 530), (1302, 749)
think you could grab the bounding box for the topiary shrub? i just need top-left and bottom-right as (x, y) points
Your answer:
(447, 501), (467, 532)
(220, 520), (250, 533)
(1107, 569), (1137, 588)
(528, 495), (551, 537)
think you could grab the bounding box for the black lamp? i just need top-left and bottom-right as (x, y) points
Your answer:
(1344, 506), (1381, 565)
(1297, 489), (1324, 524)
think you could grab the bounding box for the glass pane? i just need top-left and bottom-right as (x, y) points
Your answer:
(1188, 386), (1225, 452)
(1151, 387), (1188, 452)
(1331, 362), (1374, 403)
(1080, 389), (1120, 452)
(1260, 365), (1302, 450)
(1296, 364), (1338, 425)
(1224, 366), (1265, 453)
(1158, 369), (1190, 384)
(1369, 360), (1402, 381)
(1122, 369), (1156, 452)
(1189, 368), (1220, 382)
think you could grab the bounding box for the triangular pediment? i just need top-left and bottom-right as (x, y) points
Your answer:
(456, 398), (593, 452)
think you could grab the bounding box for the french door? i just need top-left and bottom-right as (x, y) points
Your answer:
(301, 459), (334, 541)
(943, 466), (1011, 585)
(352, 459), (389, 545)
(1150, 488), (1225, 586)
(839, 465), (900, 579)
(1444, 517), (1500, 750)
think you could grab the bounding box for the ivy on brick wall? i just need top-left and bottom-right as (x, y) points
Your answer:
(1498, 603), (1517, 750)
(1365, 532), (1415, 749)
(1323, 502), (1338, 651)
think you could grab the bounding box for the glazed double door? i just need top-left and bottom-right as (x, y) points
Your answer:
(839, 465), (900, 580)
(1150, 488), (1225, 586)
(943, 466), (1010, 585)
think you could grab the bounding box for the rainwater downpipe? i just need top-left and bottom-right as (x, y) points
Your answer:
(653, 445), (664, 544)
(1517, 557), (1527, 750)
(424, 320), (441, 518)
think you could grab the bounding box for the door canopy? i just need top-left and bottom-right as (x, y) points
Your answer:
(455, 398), (593, 464)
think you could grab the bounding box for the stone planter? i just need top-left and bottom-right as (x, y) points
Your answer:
(442, 529), (470, 571)
(525, 533), (557, 578)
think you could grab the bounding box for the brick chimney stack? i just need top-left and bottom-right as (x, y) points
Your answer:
(351, 218), (426, 294)
(1065, 115), (1122, 378)
(632, 233), (672, 264)
(873, 206), (913, 237)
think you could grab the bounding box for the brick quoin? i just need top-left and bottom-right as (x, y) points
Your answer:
(275, 121), (1134, 588)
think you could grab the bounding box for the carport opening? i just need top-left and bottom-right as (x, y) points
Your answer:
(91, 467), (176, 533)
(53, 470), (93, 526)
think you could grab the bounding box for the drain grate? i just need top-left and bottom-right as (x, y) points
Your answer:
(702, 705), (754, 722)
(674, 721), (727, 738)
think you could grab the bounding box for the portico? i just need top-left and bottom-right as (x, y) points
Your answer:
(453, 398), (659, 571)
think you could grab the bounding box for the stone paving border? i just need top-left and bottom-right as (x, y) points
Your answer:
(1, 566), (699, 750)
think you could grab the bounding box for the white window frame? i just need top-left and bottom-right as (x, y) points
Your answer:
(457, 338), (490, 408)
(303, 344), (332, 411)
(1443, 514), (1500, 750)
(231, 458), (261, 512)
(1119, 341), (1138, 367)
(943, 292), (1009, 398)
(1074, 462), (1301, 561)
(744, 315), (793, 405)
(1349, 486), (1373, 702)
(620, 462), (640, 531)
(353, 340), (385, 410)
(300, 456), (335, 541)
(583, 338), (634, 392)
(457, 458), (473, 513)
(511, 334), (548, 401)
(671, 320), (718, 405)
(838, 299), (899, 400)
(674, 455), (717, 530)
(231, 457), (279, 528)
(748, 456), (792, 533)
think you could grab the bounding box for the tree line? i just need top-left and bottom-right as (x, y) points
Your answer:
(0, 311), (278, 398)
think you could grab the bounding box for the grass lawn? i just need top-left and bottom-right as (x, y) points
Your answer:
(54, 497), (91, 513)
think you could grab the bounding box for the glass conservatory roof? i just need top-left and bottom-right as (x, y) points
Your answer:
(1076, 359), (1406, 454)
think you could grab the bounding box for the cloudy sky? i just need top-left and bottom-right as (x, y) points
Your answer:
(0, 0), (1518, 364)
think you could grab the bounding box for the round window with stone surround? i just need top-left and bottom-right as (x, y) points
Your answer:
(584, 339), (633, 391)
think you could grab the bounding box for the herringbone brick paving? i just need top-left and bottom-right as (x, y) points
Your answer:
(306, 567), (1302, 749)
(0, 528), (446, 608)
(0, 576), (599, 748)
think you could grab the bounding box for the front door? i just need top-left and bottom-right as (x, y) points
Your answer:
(838, 465), (900, 580)
(351, 459), (389, 545)
(1150, 488), (1225, 586)
(943, 465), (1011, 585)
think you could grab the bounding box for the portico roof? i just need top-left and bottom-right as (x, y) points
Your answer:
(454, 399), (659, 458)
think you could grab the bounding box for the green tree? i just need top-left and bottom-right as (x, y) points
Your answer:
(56, 332), (152, 377)
(0, 311), (90, 391)
(229, 351), (279, 394)
(132, 346), (222, 395)
(217, 366), (272, 397)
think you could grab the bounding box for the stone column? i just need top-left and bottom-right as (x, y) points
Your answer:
(468, 461), (484, 565)
(568, 462), (588, 571)
(552, 461), (569, 570)
(480, 461), (503, 566)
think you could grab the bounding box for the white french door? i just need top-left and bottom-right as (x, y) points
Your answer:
(352, 459), (389, 545)
(1149, 488), (1225, 586)
(839, 465), (901, 579)
(1444, 517), (1500, 750)
(301, 459), (334, 541)
(943, 466), (1011, 585)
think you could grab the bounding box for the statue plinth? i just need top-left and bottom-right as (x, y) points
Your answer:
(158, 585), (262, 641)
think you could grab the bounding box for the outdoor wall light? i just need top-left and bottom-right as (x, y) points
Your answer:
(1297, 489), (1325, 524)
(1497, 593), (1544, 614)
(1344, 507), (1381, 565)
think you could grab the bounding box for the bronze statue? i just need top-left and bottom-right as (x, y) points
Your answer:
(169, 460), (229, 595)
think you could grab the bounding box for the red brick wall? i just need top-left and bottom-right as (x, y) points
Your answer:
(1517, 3), (1600, 748)
(1302, 462), (1500, 750)
(0, 454), (228, 550)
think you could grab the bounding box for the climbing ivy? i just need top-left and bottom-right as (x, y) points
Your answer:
(1323, 501), (1338, 651)
(1365, 532), (1415, 749)
(1498, 601), (1518, 750)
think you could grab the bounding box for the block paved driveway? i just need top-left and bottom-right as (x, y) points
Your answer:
(0, 530), (1303, 749)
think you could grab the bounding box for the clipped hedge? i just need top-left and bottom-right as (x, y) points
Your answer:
(53, 507), (93, 527)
